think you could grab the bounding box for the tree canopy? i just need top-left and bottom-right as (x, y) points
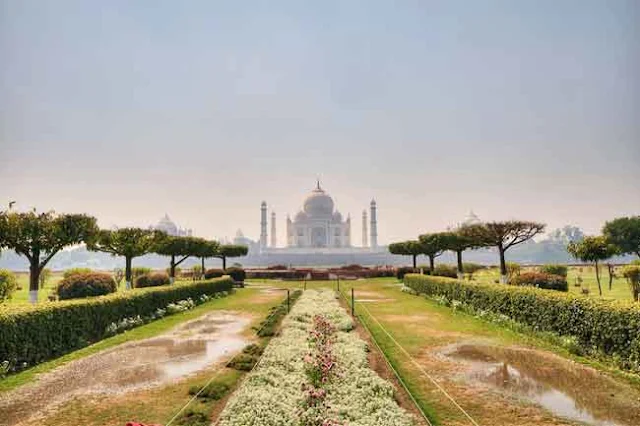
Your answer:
(603, 216), (640, 258)
(418, 233), (449, 271)
(388, 240), (424, 268)
(215, 244), (248, 270)
(0, 210), (98, 300)
(438, 230), (478, 275)
(87, 228), (166, 287)
(567, 235), (617, 296)
(155, 236), (210, 279)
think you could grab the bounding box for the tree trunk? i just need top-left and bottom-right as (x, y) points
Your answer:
(456, 250), (464, 279)
(594, 261), (602, 296)
(499, 245), (507, 284)
(201, 257), (205, 279)
(428, 255), (434, 273)
(222, 256), (227, 271)
(412, 254), (417, 269)
(125, 256), (132, 290)
(607, 263), (614, 291)
(170, 254), (176, 284)
(29, 260), (40, 304)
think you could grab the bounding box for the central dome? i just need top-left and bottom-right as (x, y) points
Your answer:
(303, 182), (334, 217)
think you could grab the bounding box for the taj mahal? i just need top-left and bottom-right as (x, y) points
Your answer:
(234, 181), (383, 257)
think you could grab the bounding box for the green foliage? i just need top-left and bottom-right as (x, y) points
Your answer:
(204, 268), (225, 279)
(216, 244), (249, 259)
(227, 353), (258, 371)
(225, 267), (246, 282)
(462, 262), (485, 274)
(567, 236), (617, 263)
(0, 277), (234, 368)
(622, 266), (640, 301)
(135, 272), (170, 288)
(603, 216), (640, 257)
(174, 407), (210, 426)
(417, 233), (448, 258)
(57, 272), (117, 300)
(0, 210), (99, 291)
(63, 267), (93, 279)
(539, 264), (568, 278)
(432, 264), (458, 278)
(0, 269), (18, 303)
(396, 267), (419, 280)
(132, 267), (152, 279)
(404, 274), (640, 372)
(506, 262), (521, 281)
(188, 381), (230, 401)
(511, 271), (568, 292)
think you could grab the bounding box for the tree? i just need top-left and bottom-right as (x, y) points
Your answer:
(0, 210), (98, 303)
(603, 216), (640, 258)
(439, 230), (479, 279)
(215, 244), (248, 270)
(193, 239), (219, 279)
(567, 236), (617, 296)
(418, 233), (448, 273)
(388, 240), (424, 268)
(461, 221), (545, 283)
(154, 236), (208, 283)
(87, 228), (166, 289)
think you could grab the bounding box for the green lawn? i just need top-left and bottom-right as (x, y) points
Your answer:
(473, 265), (634, 301)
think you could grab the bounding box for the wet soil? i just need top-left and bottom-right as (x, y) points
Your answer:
(441, 343), (640, 426)
(0, 312), (250, 426)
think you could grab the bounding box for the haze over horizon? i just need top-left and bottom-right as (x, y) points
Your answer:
(1, 0), (639, 245)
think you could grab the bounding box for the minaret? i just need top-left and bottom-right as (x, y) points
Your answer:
(370, 199), (378, 250)
(260, 201), (268, 249)
(270, 211), (277, 248)
(362, 210), (368, 248)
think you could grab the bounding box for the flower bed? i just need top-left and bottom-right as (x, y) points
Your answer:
(218, 290), (414, 426)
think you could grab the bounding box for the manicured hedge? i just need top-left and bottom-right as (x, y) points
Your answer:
(404, 274), (640, 372)
(0, 277), (233, 368)
(57, 272), (117, 300)
(135, 272), (170, 288)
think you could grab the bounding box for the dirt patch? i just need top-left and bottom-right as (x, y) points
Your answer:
(0, 312), (251, 426)
(441, 343), (640, 426)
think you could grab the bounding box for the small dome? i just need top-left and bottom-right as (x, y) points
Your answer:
(156, 214), (178, 236)
(303, 182), (334, 217)
(333, 211), (343, 222)
(295, 211), (308, 222)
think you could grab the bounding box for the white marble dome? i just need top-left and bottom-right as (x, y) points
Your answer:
(303, 183), (334, 217)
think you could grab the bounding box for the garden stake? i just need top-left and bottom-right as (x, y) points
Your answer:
(351, 288), (354, 317)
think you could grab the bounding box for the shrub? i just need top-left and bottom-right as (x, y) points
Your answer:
(175, 408), (210, 426)
(204, 268), (225, 279)
(404, 274), (640, 372)
(266, 264), (288, 270)
(462, 262), (485, 274)
(0, 277), (233, 369)
(246, 270), (307, 280)
(506, 262), (521, 281)
(132, 267), (152, 280)
(225, 267), (246, 282)
(623, 265), (640, 301)
(339, 264), (367, 270)
(0, 269), (18, 303)
(189, 381), (230, 401)
(396, 267), (419, 280)
(228, 353), (258, 371)
(511, 271), (568, 292)
(57, 272), (117, 300)
(539, 264), (568, 278)
(62, 267), (93, 279)
(432, 264), (458, 278)
(135, 272), (170, 288)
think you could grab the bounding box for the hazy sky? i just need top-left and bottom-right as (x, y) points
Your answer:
(1, 0), (639, 245)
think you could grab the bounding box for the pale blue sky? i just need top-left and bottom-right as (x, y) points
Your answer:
(1, 0), (638, 244)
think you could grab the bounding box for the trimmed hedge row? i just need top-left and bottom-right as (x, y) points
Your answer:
(0, 277), (234, 368)
(404, 274), (640, 372)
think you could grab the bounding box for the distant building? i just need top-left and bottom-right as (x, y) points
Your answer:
(256, 180), (382, 254)
(154, 214), (193, 237)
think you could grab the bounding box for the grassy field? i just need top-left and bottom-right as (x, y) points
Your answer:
(472, 265), (634, 301)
